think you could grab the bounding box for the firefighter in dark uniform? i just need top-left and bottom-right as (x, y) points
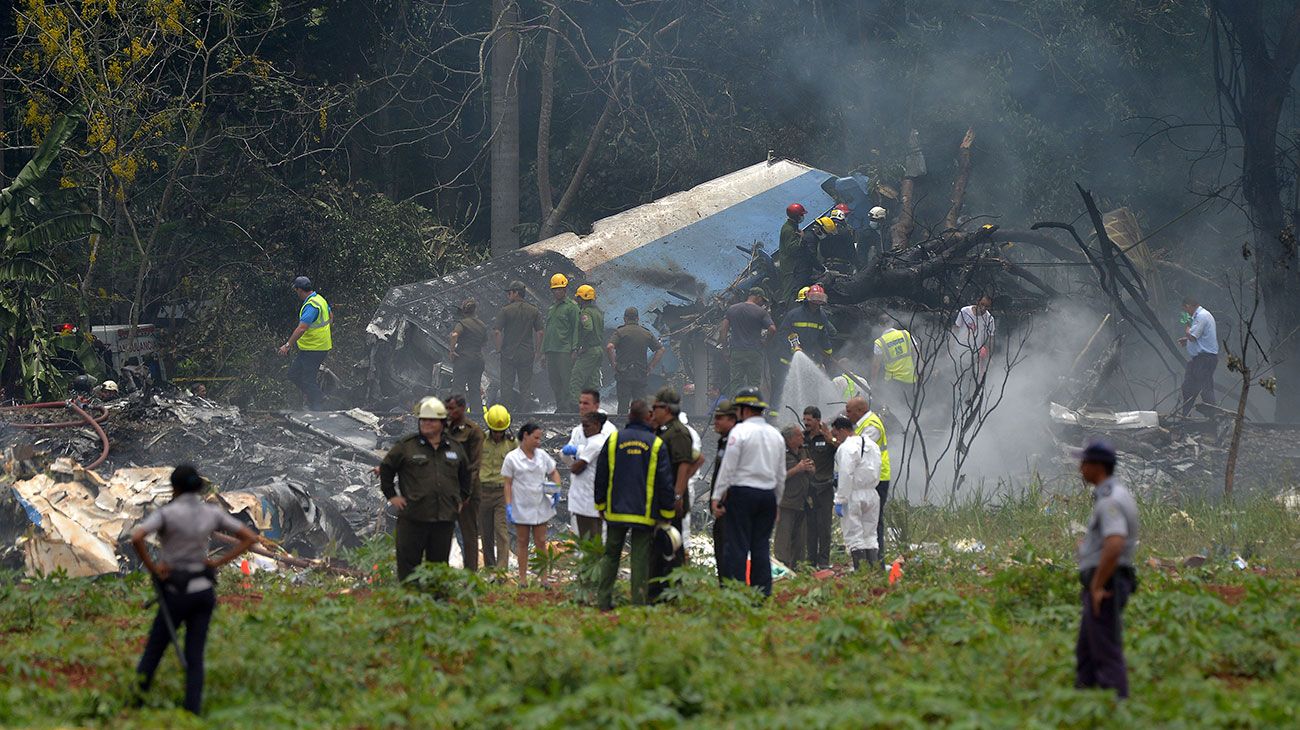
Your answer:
(708, 399), (738, 581)
(593, 399), (675, 609)
(819, 206), (857, 274)
(1075, 439), (1140, 699)
(380, 397), (472, 580)
(445, 394), (485, 571)
(647, 386), (703, 602)
(774, 283), (837, 400)
(448, 298), (488, 414)
(802, 406), (838, 569)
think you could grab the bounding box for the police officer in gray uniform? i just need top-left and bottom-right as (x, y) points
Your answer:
(1074, 439), (1140, 699)
(130, 464), (258, 715)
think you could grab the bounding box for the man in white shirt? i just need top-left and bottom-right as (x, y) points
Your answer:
(1177, 296), (1219, 417)
(952, 294), (995, 379)
(561, 389), (617, 538)
(831, 416), (881, 570)
(711, 387), (786, 596)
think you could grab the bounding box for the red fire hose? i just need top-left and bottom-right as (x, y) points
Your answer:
(1, 401), (109, 428)
(0, 400), (111, 469)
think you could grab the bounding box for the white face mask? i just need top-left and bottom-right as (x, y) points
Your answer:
(868, 221), (881, 230)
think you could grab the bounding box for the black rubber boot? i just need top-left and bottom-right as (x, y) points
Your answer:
(850, 549), (864, 571)
(863, 549), (879, 568)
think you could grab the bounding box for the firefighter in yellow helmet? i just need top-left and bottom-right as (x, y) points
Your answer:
(477, 404), (516, 568)
(567, 285), (604, 403)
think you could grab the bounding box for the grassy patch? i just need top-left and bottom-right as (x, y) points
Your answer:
(1, 493), (1298, 727)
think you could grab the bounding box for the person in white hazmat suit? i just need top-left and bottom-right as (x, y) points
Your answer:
(830, 415), (882, 570)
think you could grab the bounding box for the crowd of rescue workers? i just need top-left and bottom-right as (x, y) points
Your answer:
(126, 201), (1162, 712)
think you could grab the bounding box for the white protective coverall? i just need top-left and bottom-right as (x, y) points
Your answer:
(834, 433), (882, 553)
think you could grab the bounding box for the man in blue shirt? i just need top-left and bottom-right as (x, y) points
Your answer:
(1177, 296), (1218, 417)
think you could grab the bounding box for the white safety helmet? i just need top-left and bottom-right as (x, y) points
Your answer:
(656, 523), (683, 560)
(100, 380), (119, 393)
(414, 396), (448, 420)
(868, 206), (887, 222)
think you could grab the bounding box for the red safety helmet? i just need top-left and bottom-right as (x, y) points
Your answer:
(833, 203), (851, 214)
(786, 203), (807, 220)
(806, 284), (828, 304)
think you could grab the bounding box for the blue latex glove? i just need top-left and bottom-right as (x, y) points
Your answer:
(834, 504), (844, 518)
(552, 492), (561, 507)
(561, 444), (578, 457)
(506, 505), (515, 524)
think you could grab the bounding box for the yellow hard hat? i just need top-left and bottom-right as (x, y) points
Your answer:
(575, 284), (596, 301)
(796, 286), (810, 303)
(550, 273), (569, 289)
(484, 404), (512, 431)
(815, 216), (838, 236)
(414, 396), (448, 419)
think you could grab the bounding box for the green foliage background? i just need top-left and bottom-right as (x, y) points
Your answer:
(0, 1), (1229, 405)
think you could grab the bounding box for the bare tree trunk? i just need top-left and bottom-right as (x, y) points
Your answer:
(1224, 374), (1249, 498)
(892, 129), (925, 249)
(538, 93), (615, 241)
(891, 177), (916, 249)
(535, 5), (560, 227)
(944, 128), (974, 231)
(1212, 2), (1300, 421)
(489, 0), (521, 254)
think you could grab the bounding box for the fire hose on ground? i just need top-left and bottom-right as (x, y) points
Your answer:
(1, 400), (111, 469)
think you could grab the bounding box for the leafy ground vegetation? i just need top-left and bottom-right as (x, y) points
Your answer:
(1, 491), (1298, 729)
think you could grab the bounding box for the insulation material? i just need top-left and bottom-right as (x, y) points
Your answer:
(9, 463), (173, 577)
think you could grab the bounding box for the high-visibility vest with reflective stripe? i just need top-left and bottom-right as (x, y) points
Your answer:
(297, 293), (332, 351)
(874, 328), (915, 383)
(854, 410), (890, 481)
(599, 431), (669, 526)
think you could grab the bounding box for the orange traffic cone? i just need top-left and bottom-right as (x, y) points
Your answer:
(240, 558), (252, 589)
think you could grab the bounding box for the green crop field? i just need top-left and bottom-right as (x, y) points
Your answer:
(2, 490), (1298, 729)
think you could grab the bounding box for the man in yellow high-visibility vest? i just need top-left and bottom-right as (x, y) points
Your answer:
(845, 395), (889, 567)
(278, 276), (332, 411)
(870, 314), (920, 418)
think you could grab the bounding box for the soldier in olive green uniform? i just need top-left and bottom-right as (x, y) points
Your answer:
(543, 274), (579, 409)
(445, 395), (485, 572)
(568, 285), (605, 404)
(494, 280), (543, 411)
(448, 298), (488, 414)
(648, 387), (704, 602)
(774, 426), (815, 567)
(478, 404), (517, 568)
(606, 307), (665, 414)
(380, 397), (472, 580)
